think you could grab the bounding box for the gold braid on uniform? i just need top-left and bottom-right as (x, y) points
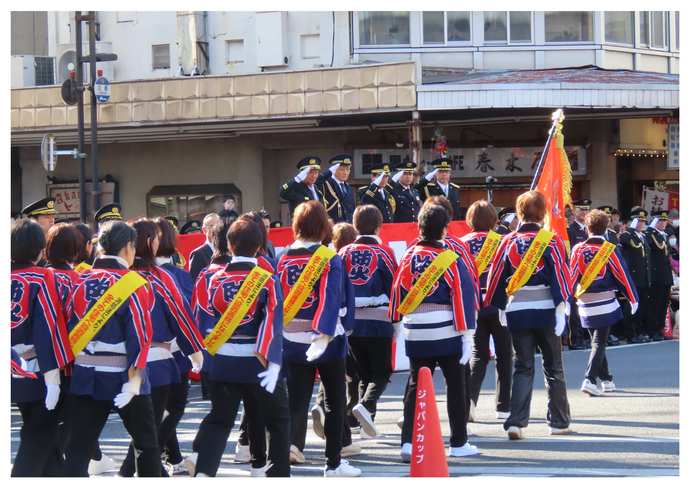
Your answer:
(650, 232), (667, 254)
(324, 181), (340, 212)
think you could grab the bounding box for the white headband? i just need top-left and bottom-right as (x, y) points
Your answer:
(649, 217), (660, 228)
(503, 213), (516, 225)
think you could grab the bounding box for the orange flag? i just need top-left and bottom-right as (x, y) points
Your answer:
(534, 120), (572, 253)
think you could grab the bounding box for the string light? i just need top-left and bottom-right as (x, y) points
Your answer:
(613, 148), (668, 158)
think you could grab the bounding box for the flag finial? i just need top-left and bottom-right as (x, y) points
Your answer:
(552, 109), (564, 124)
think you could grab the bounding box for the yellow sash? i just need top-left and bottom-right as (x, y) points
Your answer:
(574, 242), (616, 299)
(506, 229), (554, 296)
(283, 245), (336, 325)
(74, 262), (92, 273)
(69, 271), (148, 356)
(397, 249), (458, 315)
(204, 266), (273, 355)
(474, 230), (503, 275)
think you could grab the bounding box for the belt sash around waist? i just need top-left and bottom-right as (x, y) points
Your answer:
(577, 290), (616, 304)
(354, 306), (390, 322)
(75, 353), (129, 371)
(507, 285), (555, 312)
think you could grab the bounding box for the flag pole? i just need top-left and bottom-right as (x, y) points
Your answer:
(530, 109), (565, 191)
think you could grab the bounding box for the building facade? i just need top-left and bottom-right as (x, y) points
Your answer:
(11, 11), (680, 225)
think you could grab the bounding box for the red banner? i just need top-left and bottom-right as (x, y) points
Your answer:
(177, 221), (472, 270)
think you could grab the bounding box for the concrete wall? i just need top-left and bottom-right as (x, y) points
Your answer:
(11, 12), (49, 56)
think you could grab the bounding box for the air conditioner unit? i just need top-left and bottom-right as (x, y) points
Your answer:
(256, 12), (288, 68)
(11, 55), (56, 88)
(55, 41), (114, 84)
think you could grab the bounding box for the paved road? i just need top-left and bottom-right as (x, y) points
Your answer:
(11, 340), (679, 477)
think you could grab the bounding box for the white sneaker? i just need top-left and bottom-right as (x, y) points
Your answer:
(250, 463), (272, 477)
(496, 410), (510, 420)
(324, 459), (361, 477)
(341, 443), (362, 457)
(468, 400), (476, 422)
(601, 380), (616, 392)
(234, 442), (251, 463)
(581, 379), (603, 397)
(549, 426), (573, 436)
(352, 403), (378, 438)
(289, 445), (305, 464)
(400, 442), (412, 463)
(448, 442), (480, 457)
(506, 426), (523, 440)
(182, 453), (198, 477)
(162, 461), (175, 477)
(88, 454), (117, 475)
(397, 415), (404, 430)
(311, 404), (326, 440)
(171, 462), (189, 475)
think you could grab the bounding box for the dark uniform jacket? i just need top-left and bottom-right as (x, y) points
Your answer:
(618, 228), (650, 289)
(189, 242), (213, 283)
(388, 181), (421, 223)
(496, 223), (512, 235)
(279, 179), (323, 216)
(317, 171), (355, 223)
(567, 221), (588, 248)
(358, 183), (395, 223)
(416, 180), (462, 220)
(605, 228), (619, 245)
(645, 227), (674, 288)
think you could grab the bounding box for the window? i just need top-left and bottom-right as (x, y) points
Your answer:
(605, 12), (634, 44)
(152, 44), (170, 70)
(640, 12), (669, 49)
(676, 12), (679, 49)
(639, 12), (649, 47)
(545, 11), (593, 42)
(225, 39), (245, 64)
(358, 12), (410, 46)
(147, 184), (241, 224)
(422, 11), (472, 44)
(484, 12), (532, 43)
(34, 57), (55, 86)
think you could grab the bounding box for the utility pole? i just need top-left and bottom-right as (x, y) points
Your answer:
(75, 11), (87, 222)
(88, 11), (99, 226)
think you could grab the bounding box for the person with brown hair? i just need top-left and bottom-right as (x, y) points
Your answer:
(484, 190), (572, 440)
(332, 222), (358, 251)
(570, 209), (638, 396)
(460, 200), (513, 421)
(276, 201), (360, 476)
(118, 219), (206, 477)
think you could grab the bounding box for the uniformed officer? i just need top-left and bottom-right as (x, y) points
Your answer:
(318, 154), (355, 223)
(358, 164), (395, 223)
(645, 210), (674, 342)
(597, 205), (619, 245)
(388, 161), (421, 223)
(21, 197), (57, 236)
(618, 207), (652, 343)
(416, 158), (462, 220)
(95, 203), (123, 228)
(566, 199), (591, 350)
(496, 207), (518, 235)
(279, 157), (324, 217)
(180, 220), (202, 235)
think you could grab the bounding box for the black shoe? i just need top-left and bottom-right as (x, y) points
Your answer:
(652, 333), (664, 342)
(607, 335), (620, 347)
(630, 335), (645, 344)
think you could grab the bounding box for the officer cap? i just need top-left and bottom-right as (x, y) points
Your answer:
(297, 156), (322, 171)
(498, 206), (516, 222)
(165, 215), (179, 230)
(371, 164), (391, 175)
(432, 158), (453, 171)
(328, 154), (352, 167)
(651, 209), (669, 220)
(95, 203), (123, 223)
(597, 205), (613, 215)
(179, 220), (202, 234)
(629, 206), (648, 221)
(22, 197), (57, 217)
(573, 199), (592, 211)
(396, 161), (417, 173)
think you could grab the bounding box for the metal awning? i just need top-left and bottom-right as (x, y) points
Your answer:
(418, 66), (679, 111)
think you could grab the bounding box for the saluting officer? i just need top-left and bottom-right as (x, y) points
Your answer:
(597, 205), (619, 245)
(496, 207), (518, 235)
(388, 161), (421, 223)
(645, 210), (674, 342)
(358, 164), (395, 223)
(618, 207), (652, 343)
(280, 157), (324, 217)
(568, 199), (590, 247)
(21, 197), (57, 236)
(318, 154), (356, 223)
(416, 158), (462, 220)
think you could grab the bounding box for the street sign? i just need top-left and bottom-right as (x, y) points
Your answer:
(61, 78), (80, 105)
(94, 75), (111, 103)
(41, 134), (56, 172)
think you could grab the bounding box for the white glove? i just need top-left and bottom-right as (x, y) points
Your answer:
(189, 351), (204, 374)
(329, 162), (341, 174)
(257, 362), (281, 394)
(114, 373), (142, 409)
(305, 333), (330, 362)
(425, 169), (438, 181)
(459, 331), (474, 365)
(392, 170), (404, 183)
(43, 368), (60, 410)
(498, 309), (507, 327)
(295, 167), (310, 183)
(630, 302), (639, 316)
(373, 173), (385, 188)
(554, 302), (566, 337)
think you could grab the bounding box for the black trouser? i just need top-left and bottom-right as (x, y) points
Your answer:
(469, 312), (513, 413)
(12, 400), (63, 476)
(647, 286), (671, 336)
(348, 336), (393, 418)
(568, 298), (585, 346)
(120, 384), (170, 476)
(194, 379), (290, 477)
(286, 358), (345, 469)
(505, 327), (570, 430)
(63, 394), (162, 477)
(160, 376), (190, 465)
(613, 299), (637, 340)
(402, 355), (468, 448)
(585, 327), (613, 383)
